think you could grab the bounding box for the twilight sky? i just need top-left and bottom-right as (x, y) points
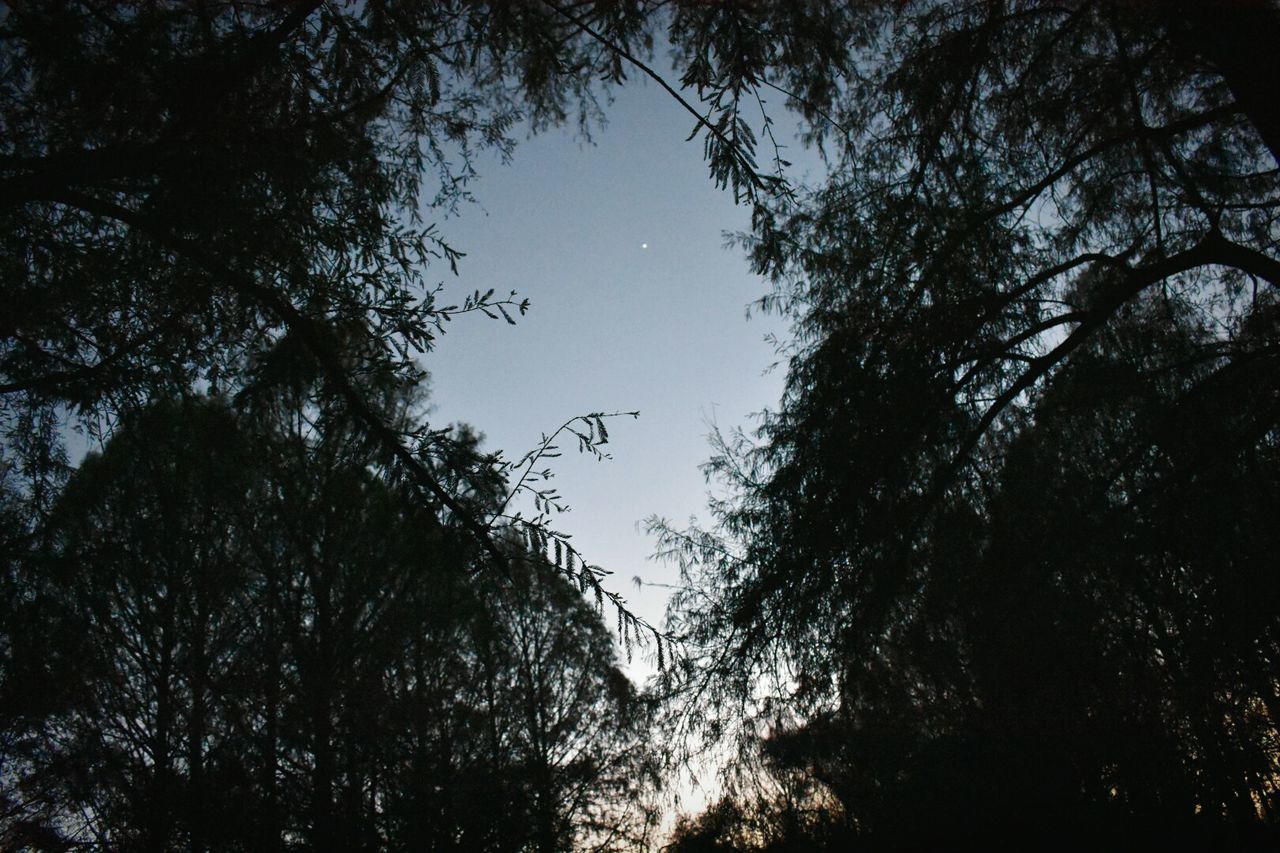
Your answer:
(421, 70), (812, 680)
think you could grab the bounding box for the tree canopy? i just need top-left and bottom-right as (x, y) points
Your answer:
(7, 0), (1280, 847)
(657, 1), (1280, 846)
(2, 361), (658, 849)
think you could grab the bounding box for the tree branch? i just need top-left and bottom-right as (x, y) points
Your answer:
(539, 0), (771, 198)
(47, 189), (511, 574)
(0, 315), (181, 397)
(943, 231), (1277, 488)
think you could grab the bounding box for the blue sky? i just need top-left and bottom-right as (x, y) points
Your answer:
(421, 72), (809, 679)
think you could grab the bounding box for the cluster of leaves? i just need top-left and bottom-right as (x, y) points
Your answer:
(654, 1), (1280, 846)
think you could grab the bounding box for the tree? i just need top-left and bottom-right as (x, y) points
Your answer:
(665, 758), (846, 853)
(485, 556), (660, 852)
(2, 368), (658, 849)
(655, 0), (1280, 845)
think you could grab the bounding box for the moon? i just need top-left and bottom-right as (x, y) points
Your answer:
(641, 242), (649, 250)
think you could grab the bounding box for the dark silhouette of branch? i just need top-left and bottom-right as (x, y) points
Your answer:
(945, 230), (1280, 489)
(540, 0), (775, 199)
(0, 315), (182, 396)
(47, 189), (511, 573)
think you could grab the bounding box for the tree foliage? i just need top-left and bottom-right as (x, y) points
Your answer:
(1, 372), (657, 849)
(656, 1), (1280, 845)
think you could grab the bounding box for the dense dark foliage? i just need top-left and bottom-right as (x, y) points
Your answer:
(1, 370), (657, 849)
(7, 0), (1280, 848)
(658, 1), (1280, 847)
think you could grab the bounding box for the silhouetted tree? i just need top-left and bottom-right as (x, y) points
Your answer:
(655, 1), (1280, 846)
(0, 362), (657, 849)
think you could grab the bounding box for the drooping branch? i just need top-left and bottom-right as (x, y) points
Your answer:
(46, 190), (507, 568)
(540, 0), (778, 201)
(950, 310), (1092, 390)
(1198, 230), (1280, 289)
(489, 410), (638, 525)
(0, 314), (183, 397)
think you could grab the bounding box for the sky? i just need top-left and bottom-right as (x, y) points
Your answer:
(420, 71), (810, 681)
